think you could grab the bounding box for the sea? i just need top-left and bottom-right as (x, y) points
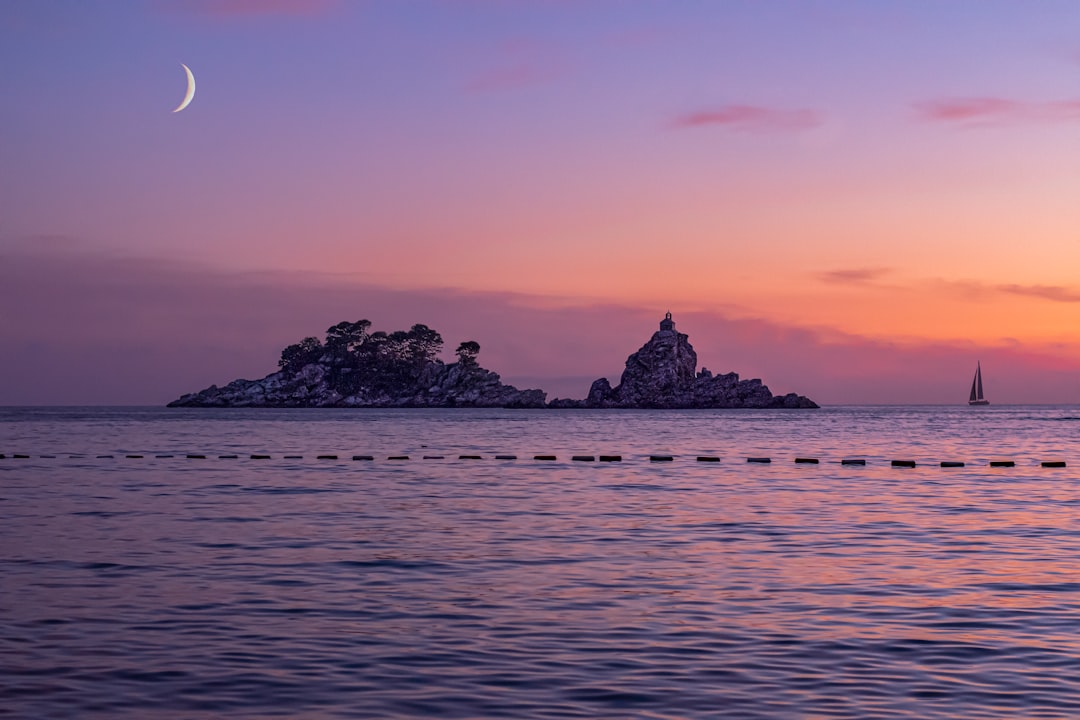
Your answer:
(2, 405), (1080, 719)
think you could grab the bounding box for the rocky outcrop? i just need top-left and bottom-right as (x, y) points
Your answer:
(169, 315), (816, 410)
(554, 313), (817, 409)
(168, 320), (546, 408)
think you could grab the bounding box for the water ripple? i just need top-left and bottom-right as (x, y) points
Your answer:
(3, 406), (1080, 718)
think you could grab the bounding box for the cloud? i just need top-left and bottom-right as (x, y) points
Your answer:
(466, 62), (561, 93)
(917, 96), (1080, 125)
(464, 39), (566, 93)
(671, 105), (821, 132)
(917, 97), (1018, 122)
(997, 284), (1080, 303)
(817, 267), (893, 285)
(927, 277), (1080, 304)
(174, 0), (338, 18)
(2, 241), (1079, 405)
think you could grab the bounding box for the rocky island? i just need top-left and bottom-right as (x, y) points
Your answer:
(168, 321), (546, 408)
(548, 313), (818, 409)
(169, 313), (817, 409)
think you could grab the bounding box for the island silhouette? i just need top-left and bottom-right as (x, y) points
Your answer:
(168, 314), (817, 409)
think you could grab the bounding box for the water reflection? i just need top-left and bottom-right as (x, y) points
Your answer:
(2, 406), (1080, 718)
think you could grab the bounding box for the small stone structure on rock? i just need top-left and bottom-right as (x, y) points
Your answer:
(551, 313), (818, 409)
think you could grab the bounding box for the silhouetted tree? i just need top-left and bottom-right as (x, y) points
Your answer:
(325, 319), (371, 355)
(456, 340), (480, 365)
(386, 330), (411, 361)
(406, 324), (443, 364)
(279, 320), (452, 394)
(278, 336), (324, 372)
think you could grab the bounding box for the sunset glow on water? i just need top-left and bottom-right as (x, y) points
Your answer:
(3, 407), (1080, 718)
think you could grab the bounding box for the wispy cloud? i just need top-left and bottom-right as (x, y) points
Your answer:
(176, 0), (338, 18)
(917, 96), (1080, 125)
(672, 105), (820, 132)
(817, 267), (892, 285)
(4, 241), (1080, 405)
(466, 62), (561, 93)
(929, 278), (1080, 303)
(998, 283), (1080, 303)
(464, 39), (567, 93)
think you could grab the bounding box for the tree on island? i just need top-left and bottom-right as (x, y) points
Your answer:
(277, 320), (448, 371)
(325, 319), (371, 356)
(278, 336), (324, 372)
(456, 340), (480, 365)
(404, 323), (444, 365)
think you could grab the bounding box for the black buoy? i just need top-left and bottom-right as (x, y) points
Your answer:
(156, 454), (174, 459)
(572, 455), (595, 462)
(747, 457), (771, 464)
(187, 454), (206, 459)
(283, 455), (303, 460)
(495, 455), (517, 460)
(97, 455), (114, 459)
(219, 454), (239, 459)
(989, 460), (1015, 468)
(352, 455), (374, 461)
(650, 455), (674, 462)
(423, 455), (445, 460)
(126, 455), (143, 459)
(794, 457), (819, 464)
(14, 454), (30, 459)
(599, 455), (622, 462)
(251, 454), (271, 459)
(316, 455), (338, 460)
(697, 456), (720, 462)
(1042, 461), (1067, 468)
(841, 459), (866, 466)
(388, 455), (409, 460)
(534, 455), (557, 461)
(941, 461), (965, 468)
(891, 460), (916, 468)
(459, 455), (482, 460)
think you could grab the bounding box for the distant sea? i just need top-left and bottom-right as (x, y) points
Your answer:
(3, 406), (1080, 719)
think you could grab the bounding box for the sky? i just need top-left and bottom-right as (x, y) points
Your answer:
(2, 0), (1080, 405)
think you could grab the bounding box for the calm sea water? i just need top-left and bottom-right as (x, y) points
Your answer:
(2, 406), (1080, 719)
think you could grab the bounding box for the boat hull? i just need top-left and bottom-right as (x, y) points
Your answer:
(968, 400), (989, 406)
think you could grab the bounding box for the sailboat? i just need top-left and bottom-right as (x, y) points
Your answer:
(968, 362), (989, 405)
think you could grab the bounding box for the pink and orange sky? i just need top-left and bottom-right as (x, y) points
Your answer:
(2, 1), (1079, 404)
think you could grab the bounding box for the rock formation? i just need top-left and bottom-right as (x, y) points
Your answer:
(168, 320), (546, 408)
(168, 314), (816, 410)
(551, 313), (817, 409)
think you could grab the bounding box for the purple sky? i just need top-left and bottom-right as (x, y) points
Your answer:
(3, 1), (1080, 404)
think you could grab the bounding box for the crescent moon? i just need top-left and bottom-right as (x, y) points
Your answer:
(173, 63), (195, 113)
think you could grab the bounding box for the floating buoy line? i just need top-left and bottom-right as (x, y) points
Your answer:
(0, 452), (1069, 468)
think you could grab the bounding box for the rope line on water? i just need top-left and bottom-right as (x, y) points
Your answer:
(0, 453), (1069, 468)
